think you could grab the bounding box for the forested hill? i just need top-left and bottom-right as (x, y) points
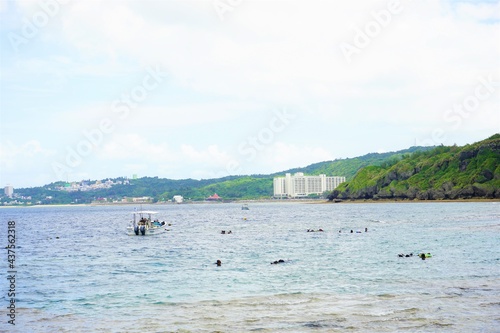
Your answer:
(8, 146), (432, 204)
(278, 146), (435, 181)
(328, 134), (500, 201)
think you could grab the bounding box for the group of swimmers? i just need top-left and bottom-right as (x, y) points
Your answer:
(271, 259), (287, 264)
(216, 259), (289, 265)
(306, 228), (369, 233)
(398, 252), (432, 260)
(215, 226), (431, 266)
(338, 228), (368, 233)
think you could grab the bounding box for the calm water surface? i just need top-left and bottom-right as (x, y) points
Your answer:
(1, 201), (499, 332)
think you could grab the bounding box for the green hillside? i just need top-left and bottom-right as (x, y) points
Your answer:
(328, 134), (500, 201)
(279, 146), (434, 181)
(6, 146), (434, 205)
(159, 176), (273, 201)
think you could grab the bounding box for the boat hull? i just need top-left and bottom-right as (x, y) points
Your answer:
(126, 225), (167, 236)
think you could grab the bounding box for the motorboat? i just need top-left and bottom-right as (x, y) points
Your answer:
(126, 210), (167, 236)
(241, 203), (249, 210)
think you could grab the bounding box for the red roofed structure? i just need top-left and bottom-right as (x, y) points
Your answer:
(206, 193), (221, 201)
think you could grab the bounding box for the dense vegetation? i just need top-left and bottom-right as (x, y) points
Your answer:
(280, 146), (434, 181)
(328, 134), (500, 201)
(3, 145), (439, 205)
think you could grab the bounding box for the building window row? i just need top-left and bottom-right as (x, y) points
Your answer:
(273, 173), (346, 198)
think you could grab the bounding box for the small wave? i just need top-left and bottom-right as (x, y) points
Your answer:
(368, 219), (387, 224)
(480, 302), (500, 307)
(302, 320), (345, 329)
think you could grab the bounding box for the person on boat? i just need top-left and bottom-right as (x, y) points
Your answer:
(420, 253), (426, 260)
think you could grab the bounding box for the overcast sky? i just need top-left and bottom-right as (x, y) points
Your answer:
(1, 0), (499, 188)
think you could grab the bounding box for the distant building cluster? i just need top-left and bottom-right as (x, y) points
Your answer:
(4, 185), (13, 198)
(273, 173), (346, 198)
(56, 179), (129, 192)
(93, 196), (152, 204)
(2, 185), (34, 205)
(173, 195), (184, 203)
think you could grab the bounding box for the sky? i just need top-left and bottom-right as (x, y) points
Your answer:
(0, 0), (499, 188)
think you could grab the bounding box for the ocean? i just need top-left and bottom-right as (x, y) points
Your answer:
(1, 201), (499, 332)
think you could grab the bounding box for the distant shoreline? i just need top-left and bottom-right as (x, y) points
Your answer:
(323, 198), (500, 204)
(1, 197), (498, 208)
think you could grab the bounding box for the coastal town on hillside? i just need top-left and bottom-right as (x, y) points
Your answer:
(1, 173), (346, 206)
(55, 179), (131, 192)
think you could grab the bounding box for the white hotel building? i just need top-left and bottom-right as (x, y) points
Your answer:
(4, 185), (14, 198)
(273, 173), (346, 198)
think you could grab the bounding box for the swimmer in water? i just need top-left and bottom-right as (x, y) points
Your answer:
(271, 259), (286, 264)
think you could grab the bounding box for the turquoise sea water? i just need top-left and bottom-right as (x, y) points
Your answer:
(1, 201), (499, 332)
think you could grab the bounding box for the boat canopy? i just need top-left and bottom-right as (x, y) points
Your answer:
(132, 210), (158, 215)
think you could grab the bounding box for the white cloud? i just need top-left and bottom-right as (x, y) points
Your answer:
(0, 140), (55, 162)
(0, 140), (57, 187)
(96, 135), (235, 179)
(235, 141), (334, 175)
(181, 144), (231, 163)
(51, 0), (498, 111)
(99, 134), (174, 161)
(454, 1), (500, 22)
(1, 0), (499, 187)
